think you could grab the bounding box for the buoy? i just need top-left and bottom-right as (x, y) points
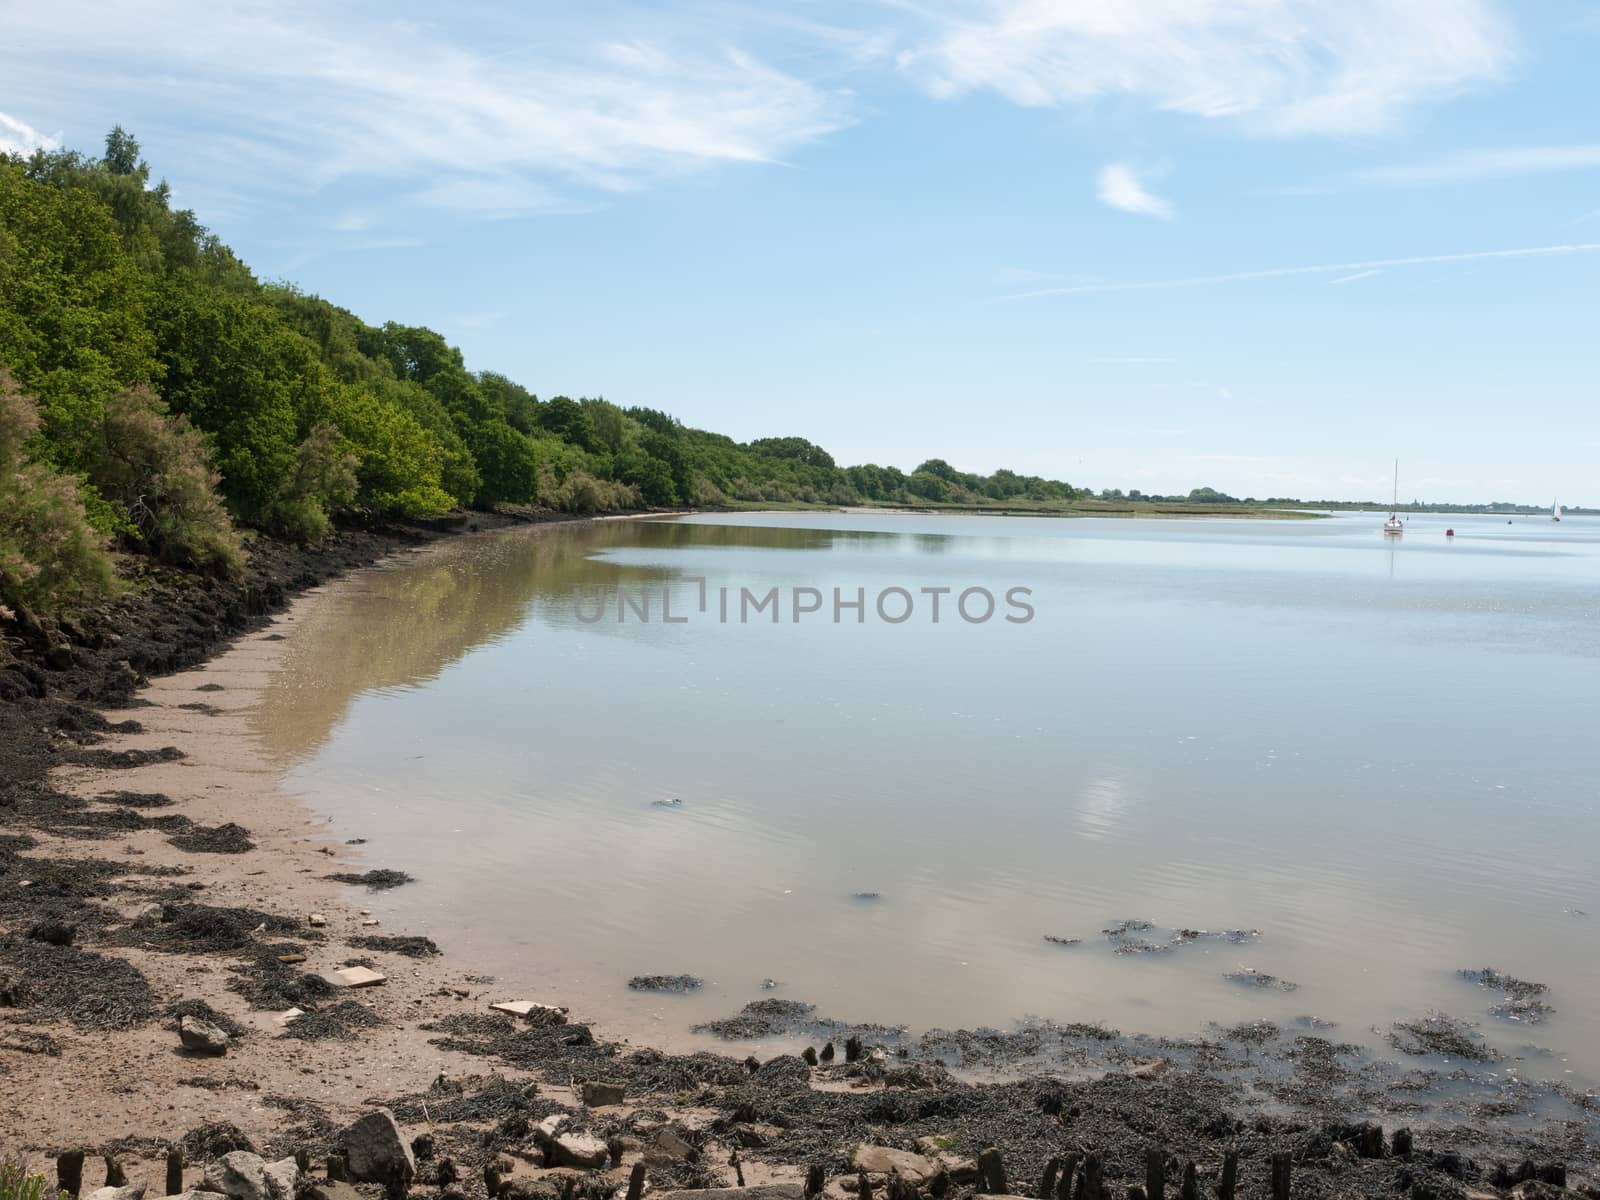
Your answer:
(1446, 528), (1454, 537)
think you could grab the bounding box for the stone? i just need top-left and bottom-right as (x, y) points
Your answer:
(580, 1080), (626, 1107)
(308, 913), (328, 927)
(655, 1189), (804, 1200)
(203, 1152), (272, 1200)
(87, 1188), (146, 1200)
(850, 1147), (939, 1185)
(535, 1114), (570, 1139)
(304, 1186), (364, 1200)
(165, 1191), (229, 1200)
(1130, 1057), (1171, 1079)
(262, 1158), (299, 1200)
(490, 999), (568, 1025)
(548, 1134), (610, 1170)
(330, 966), (386, 988)
(179, 1015), (231, 1055)
(341, 1109), (416, 1187)
(277, 1008), (304, 1026)
(644, 1128), (694, 1165)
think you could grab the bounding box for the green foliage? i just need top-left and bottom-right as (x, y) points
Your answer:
(2, 122), (1119, 617)
(1, 1158), (67, 1200)
(268, 422), (358, 542)
(0, 374), (119, 613)
(94, 386), (244, 575)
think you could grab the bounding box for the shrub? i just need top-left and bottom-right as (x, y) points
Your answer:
(0, 373), (119, 614)
(93, 385), (244, 575)
(267, 422), (357, 542)
(0, 1158), (67, 1200)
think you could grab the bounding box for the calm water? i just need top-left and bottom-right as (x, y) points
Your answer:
(259, 511), (1600, 1071)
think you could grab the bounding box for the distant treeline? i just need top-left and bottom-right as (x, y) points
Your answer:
(0, 129), (1581, 617)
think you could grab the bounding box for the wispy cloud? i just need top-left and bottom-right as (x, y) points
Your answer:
(0, 3), (854, 215)
(1329, 269), (1383, 285)
(1001, 243), (1600, 300)
(898, 0), (1513, 136)
(1353, 143), (1600, 186)
(0, 111), (59, 155)
(1096, 163), (1173, 219)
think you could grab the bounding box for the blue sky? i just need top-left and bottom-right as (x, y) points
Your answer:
(3, 0), (1598, 503)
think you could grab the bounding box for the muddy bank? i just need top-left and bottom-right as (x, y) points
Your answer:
(4, 517), (1600, 1200)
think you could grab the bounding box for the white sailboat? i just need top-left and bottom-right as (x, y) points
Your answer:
(1552, 499), (1562, 522)
(1383, 459), (1404, 536)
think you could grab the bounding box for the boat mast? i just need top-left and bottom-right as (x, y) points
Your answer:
(1391, 459), (1398, 515)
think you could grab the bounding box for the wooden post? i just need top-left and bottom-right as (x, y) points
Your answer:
(730, 1151), (745, 1188)
(293, 1150), (310, 1175)
(820, 1041), (835, 1062)
(1040, 1156), (1062, 1200)
(845, 1035), (863, 1063)
(327, 1156), (347, 1183)
(1144, 1149), (1164, 1200)
(857, 1171), (874, 1200)
(626, 1163), (646, 1200)
(166, 1148), (184, 1197)
(57, 1152), (85, 1199)
(1056, 1152), (1081, 1200)
(1391, 1128), (1413, 1157)
(1178, 1162), (1197, 1200)
(802, 1046), (819, 1066)
(1269, 1152), (1291, 1200)
(1077, 1153), (1105, 1200)
(1217, 1152), (1238, 1200)
(804, 1164), (825, 1198)
(976, 1148), (1007, 1195)
(103, 1157), (127, 1188)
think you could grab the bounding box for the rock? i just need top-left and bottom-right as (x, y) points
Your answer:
(580, 1080), (626, 1107)
(850, 1147), (939, 1184)
(644, 1128), (694, 1165)
(277, 1008), (304, 1026)
(490, 999), (569, 1025)
(164, 1191), (229, 1200)
(309, 913), (328, 927)
(262, 1159), (299, 1200)
(179, 1014), (231, 1055)
(732, 1124), (783, 1149)
(549, 1134), (610, 1170)
(330, 966), (386, 988)
(304, 1184), (365, 1200)
(1130, 1057), (1170, 1079)
(656, 1189), (803, 1200)
(203, 1152), (271, 1200)
(341, 1109), (416, 1187)
(87, 1188), (146, 1200)
(26, 920), (77, 946)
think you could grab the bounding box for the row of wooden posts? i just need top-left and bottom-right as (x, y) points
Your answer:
(61, 1139), (1305, 1200)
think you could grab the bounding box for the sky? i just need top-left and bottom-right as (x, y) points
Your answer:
(2, 0), (1598, 504)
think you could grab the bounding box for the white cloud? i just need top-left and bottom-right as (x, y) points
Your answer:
(0, 3), (853, 213)
(1354, 144), (1600, 186)
(898, 0), (1513, 135)
(1096, 163), (1173, 219)
(0, 111), (60, 155)
(1002, 242), (1600, 299)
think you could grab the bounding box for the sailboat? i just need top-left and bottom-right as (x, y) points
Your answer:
(1552, 499), (1562, 522)
(1383, 460), (1404, 536)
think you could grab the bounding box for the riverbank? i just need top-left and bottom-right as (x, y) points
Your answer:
(3, 517), (1597, 1200)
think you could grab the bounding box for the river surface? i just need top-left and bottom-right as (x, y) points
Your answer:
(257, 510), (1600, 1072)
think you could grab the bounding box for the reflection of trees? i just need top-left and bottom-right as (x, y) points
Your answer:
(254, 519), (917, 761)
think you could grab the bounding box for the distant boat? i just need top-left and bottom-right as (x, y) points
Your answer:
(1384, 459), (1404, 536)
(1553, 499), (1562, 522)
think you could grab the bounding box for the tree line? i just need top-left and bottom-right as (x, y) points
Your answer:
(1, 128), (1087, 614)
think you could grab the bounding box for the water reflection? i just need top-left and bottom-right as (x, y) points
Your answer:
(256, 512), (1600, 1073)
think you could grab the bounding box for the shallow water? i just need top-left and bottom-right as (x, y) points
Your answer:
(258, 510), (1600, 1074)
